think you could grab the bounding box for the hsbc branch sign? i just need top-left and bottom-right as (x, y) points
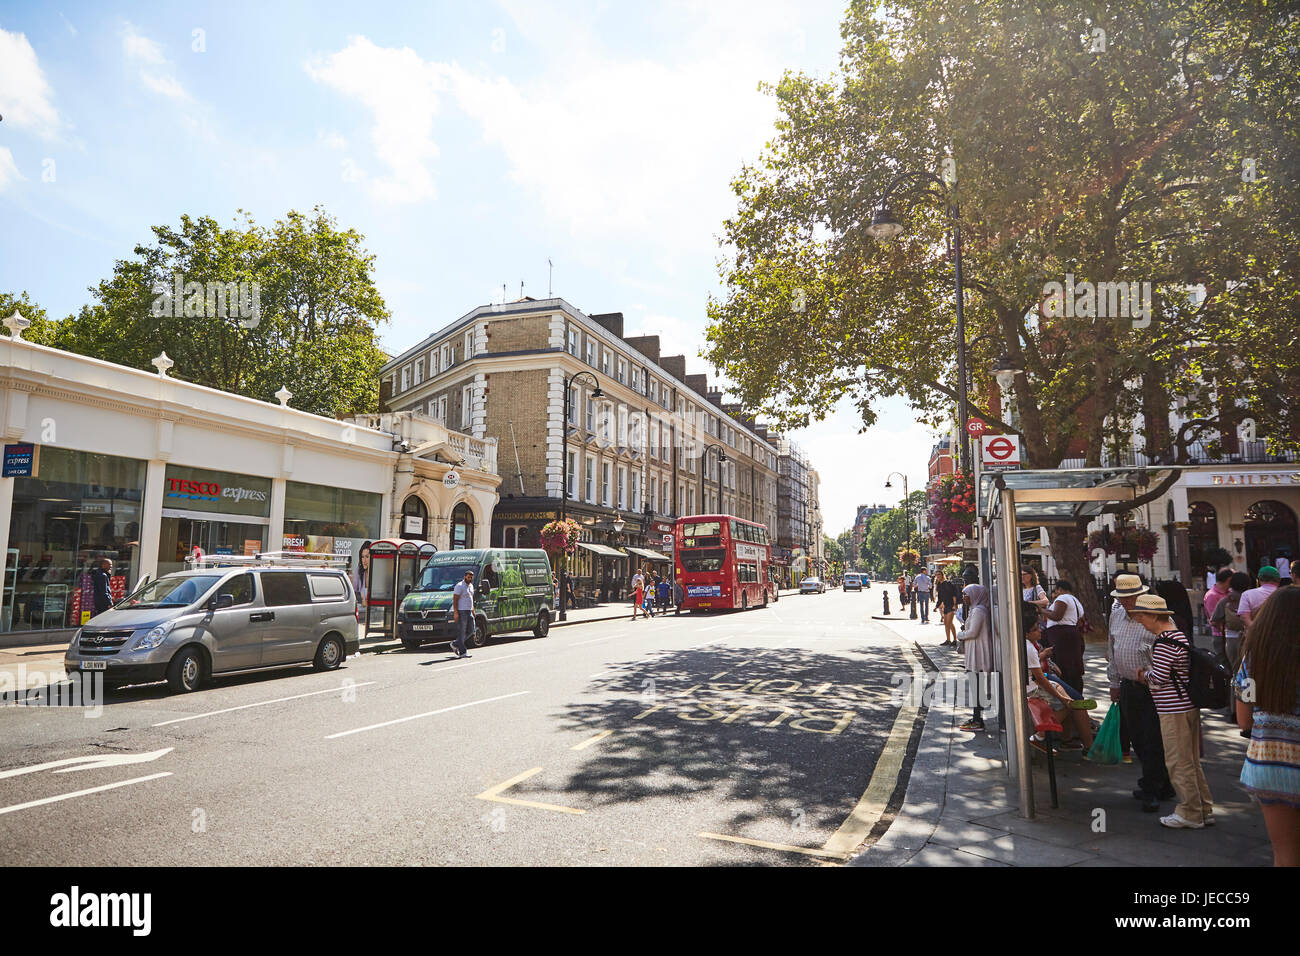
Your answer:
(980, 434), (1022, 471)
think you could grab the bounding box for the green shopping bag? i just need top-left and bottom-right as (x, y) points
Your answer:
(1086, 704), (1122, 764)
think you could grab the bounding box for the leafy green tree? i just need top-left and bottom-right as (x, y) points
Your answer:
(706, 1), (1299, 625)
(17, 205), (389, 418)
(823, 533), (845, 566)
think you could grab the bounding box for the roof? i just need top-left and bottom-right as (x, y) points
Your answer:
(980, 467), (1185, 525)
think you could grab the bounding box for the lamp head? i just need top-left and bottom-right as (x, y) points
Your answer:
(591, 385), (605, 399)
(866, 206), (905, 241)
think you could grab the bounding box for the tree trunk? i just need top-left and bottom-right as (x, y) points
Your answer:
(1047, 524), (1107, 644)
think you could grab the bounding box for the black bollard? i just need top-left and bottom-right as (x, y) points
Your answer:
(883, 591), (890, 616)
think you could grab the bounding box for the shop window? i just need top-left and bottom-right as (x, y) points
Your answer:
(1188, 501), (1219, 573)
(402, 495), (429, 540)
(451, 503), (475, 550)
(3, 446), (147, 632)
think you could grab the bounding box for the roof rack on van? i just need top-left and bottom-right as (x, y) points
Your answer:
(186, 551), (352, 570)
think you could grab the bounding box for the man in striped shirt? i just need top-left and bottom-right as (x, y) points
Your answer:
(1130, 593), (1214, 829)
(1107, 574), (1173, 812)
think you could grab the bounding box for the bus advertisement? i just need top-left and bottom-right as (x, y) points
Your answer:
(673, 514), (778, 611)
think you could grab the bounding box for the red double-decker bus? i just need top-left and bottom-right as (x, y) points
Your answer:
(673, 514), (778, 611)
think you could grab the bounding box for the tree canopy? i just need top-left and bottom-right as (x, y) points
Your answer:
(12, 206), (389, 419)
(706, 0), (1299, 619)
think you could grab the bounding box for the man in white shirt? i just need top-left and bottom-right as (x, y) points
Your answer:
(1276, 554), (1292, 585)
(913, 570), (933, 623)
(451, 570), (476, 659)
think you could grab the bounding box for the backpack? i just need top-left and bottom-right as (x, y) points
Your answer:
(1153, 633), (1232, 709)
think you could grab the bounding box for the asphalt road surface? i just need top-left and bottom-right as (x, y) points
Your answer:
(0, 588), (930, 866)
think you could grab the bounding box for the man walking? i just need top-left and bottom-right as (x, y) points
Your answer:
(913, 568), (933, 623)
(1108, 573), (1173, 812)
(674, 575), (685, 616)
(450, 569), (476, 659)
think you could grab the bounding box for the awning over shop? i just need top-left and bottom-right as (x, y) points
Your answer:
(624, 547), (671, 561)
(575, 542), (626, 558)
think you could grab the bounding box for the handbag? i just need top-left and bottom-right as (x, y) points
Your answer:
(1085, 704), (1122, 764)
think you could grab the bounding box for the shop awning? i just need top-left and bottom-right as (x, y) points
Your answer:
(576, 542), (627, 558)
(624, 547), (671, 561)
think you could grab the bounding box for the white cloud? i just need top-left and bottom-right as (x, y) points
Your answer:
(0, 27), (61, 138)
(305, 36), (450, 203)
(317, 129), (348, 151)
(121, 22), (190, 101)
(0, 147), (25, 191)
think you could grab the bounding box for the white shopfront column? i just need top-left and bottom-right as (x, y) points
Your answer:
(136, 460), (167, 585)
(268, 477), (287, 553)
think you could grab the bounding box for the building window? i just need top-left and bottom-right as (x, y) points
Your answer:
(401, 495), (429, 540)
(631, 367), (640, 391)
(631, 472), (640, 511)
(568, 329), (579, 356)
(451, 502), (475, 550)
(400, 366), (411, 392)
(617, 357), (627, 385)
(649, 476), (658, 513)
(585, 394), (595, 432)
(586, 340), (595, 366)
(441, 344), (450, 369)
(567, 451), (578, 497)
(688, 486), (695, 514)
(1188, 501), (1219, 573)
(600, 462), (611, 506)
(431, 350), (440, 375)
(662, 480), (670, 515)
(461, 385), (473, 428)
(414, 359), (424, 385)
(464, 331), (473, 358)
(436, 396), (447, 423)
(585, 455), (596, 502)
(602, 349), (611, 376)
(617, 466), (627, 508)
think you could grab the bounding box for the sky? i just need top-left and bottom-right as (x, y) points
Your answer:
(0, 0), (938, 534)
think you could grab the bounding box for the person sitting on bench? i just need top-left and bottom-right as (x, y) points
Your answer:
(1025, 601), (1095, 753)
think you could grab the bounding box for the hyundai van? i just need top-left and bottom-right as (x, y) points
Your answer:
(397, 548), (553, 650)
(64, 567), (358, 693)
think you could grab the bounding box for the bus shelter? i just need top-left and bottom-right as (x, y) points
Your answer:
(978, 466), (1182, 819)
(363, 539), (438, 639)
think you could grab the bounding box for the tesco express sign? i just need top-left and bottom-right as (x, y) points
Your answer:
(168, 478), (268, 504)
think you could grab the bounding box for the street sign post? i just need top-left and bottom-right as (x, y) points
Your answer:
(965, 418), (988, 436)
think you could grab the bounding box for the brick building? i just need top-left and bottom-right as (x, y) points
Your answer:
(377, 297), (781, 601)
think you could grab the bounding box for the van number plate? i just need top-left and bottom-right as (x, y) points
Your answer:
(79, 661), (107, 670)
(411, 624), (435, 631)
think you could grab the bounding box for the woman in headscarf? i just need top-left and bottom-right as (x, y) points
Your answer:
(957, 582), (995, 731)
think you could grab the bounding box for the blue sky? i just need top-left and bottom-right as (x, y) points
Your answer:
(0, 0), (937, 534)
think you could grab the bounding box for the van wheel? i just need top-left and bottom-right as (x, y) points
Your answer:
(314, 634), (344, 671)
(167, 647), (205, 693)
(533, 610), (550, 638)
(470, 616), (490, 648)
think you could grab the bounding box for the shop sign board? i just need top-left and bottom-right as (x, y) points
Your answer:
(3, 443), (37, 477)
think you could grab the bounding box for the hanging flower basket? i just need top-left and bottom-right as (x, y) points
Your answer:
(897, 547), (920, 568)
(539, 518), (582, 565)
(927, 471), (976, 547)
(1086, 527), (1160, 561)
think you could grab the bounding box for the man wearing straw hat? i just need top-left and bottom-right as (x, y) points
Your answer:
(1107, 573), (1174, 813)
(1129, 593), (1214, 829)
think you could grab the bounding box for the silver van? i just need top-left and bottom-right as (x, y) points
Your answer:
(64, 567), (359, 693)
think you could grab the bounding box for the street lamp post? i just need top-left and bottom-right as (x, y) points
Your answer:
(558, 370), (604, 621)
(703, 442), (728, 513)
(868, 170), (971, 473)
(885, 471), (917, 619)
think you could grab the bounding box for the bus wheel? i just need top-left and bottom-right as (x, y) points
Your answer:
(742, 593), (748, 610)
(762, 589), (768, 608)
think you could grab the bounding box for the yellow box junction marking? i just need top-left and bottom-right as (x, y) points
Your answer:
(475, 767), (585, 815)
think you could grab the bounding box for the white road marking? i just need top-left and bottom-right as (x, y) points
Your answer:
(429, 650), (536, 672)
(0, 748), (174, 780)
(325, 691), (530, 739)
(687, 638), (730, 650)
(152, 684), (379, 727)
(571, 633), (629, 647)
(0, 773), (172, 816)
(696, 624), (732, 632)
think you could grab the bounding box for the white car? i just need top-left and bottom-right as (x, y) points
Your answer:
(800, 577), (826, 594)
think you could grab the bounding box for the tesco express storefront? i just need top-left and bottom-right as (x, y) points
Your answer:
(0, 337), (396, 640)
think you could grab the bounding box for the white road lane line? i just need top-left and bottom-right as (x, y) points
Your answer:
(429, 650), (536, 672)
(696, 623), (731, 632)
(152, 683), (380, 727)
(0, 772), (172, 817)
(571, 632), (629, 647)
(325, 691), (530, 739)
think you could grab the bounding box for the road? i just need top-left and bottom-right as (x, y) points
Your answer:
(0, 588), (930, 866)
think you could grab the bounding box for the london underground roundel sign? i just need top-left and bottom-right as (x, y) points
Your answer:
(981, 434), (1021, 470)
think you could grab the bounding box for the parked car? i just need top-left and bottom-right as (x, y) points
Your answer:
(843, 573), (863, 591)
(398, 548), (553, 650)
(64, 567), (358, 693)
(800, 577), (826, 594)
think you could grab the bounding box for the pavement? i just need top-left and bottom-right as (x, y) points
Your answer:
(850, 613), (1275, 867)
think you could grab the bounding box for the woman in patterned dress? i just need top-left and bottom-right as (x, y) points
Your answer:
(1235, 586), (1300, 866)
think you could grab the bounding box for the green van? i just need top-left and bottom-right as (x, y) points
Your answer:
(396, 548), (554, 650)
